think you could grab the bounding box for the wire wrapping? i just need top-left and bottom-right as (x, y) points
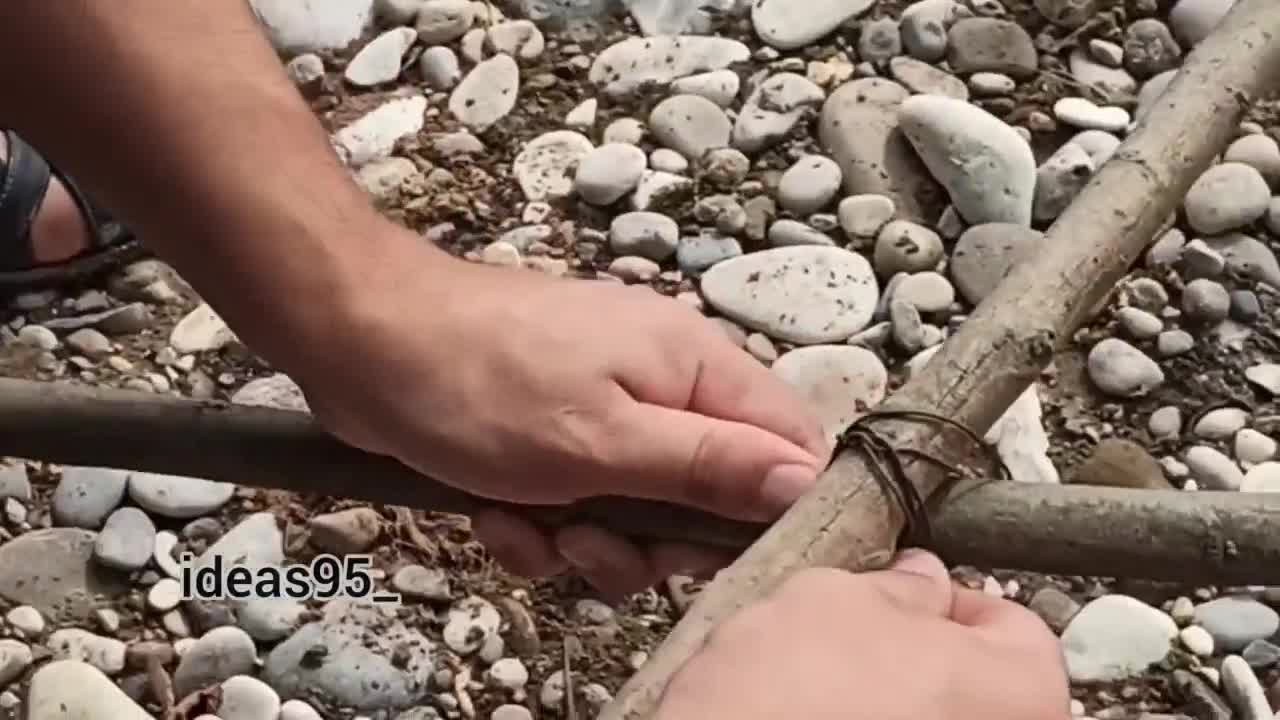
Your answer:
(829, 410), (1010, 549)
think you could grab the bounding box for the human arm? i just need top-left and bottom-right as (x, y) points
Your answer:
(0, 1), (830, 594)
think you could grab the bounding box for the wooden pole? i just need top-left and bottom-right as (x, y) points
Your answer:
(0, 378), (1279, 584)
(599, 0), (1280, 715)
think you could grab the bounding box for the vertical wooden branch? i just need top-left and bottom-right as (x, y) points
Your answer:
(600, 2), (1280, 717)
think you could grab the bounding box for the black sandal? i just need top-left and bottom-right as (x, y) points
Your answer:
(0, 129), (146, 293)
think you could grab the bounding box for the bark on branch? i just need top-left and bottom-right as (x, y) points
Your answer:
(0, 377), (1278, 586)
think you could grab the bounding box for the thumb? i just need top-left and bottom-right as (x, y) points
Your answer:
(863, 549), (956, 618)
(597, 401), (823, 522)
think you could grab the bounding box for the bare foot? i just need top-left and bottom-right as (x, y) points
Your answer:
(0, 132), (92, 265)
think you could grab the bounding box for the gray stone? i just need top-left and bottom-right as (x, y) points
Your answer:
(768, 220), (835, 247)
(1034, 0), (1094, 27)
(1053, 97), (1130, 133)
(1184, 163), (1270, 235)
(777, 155), (842, 215)
(1069, 130), (1121, 166)
(700, 246), (880, 344)
(174, 626), (259, 697)
(443, 596), (501, 655)
(248, 0), (374, 54)
(415, 0), (473, 43)
(376, 0), (425, 25)
(575, 144), (648, 206)
(732, 73), (824, 154)
(0, 640), (31, 687)
(1061, 595), (1177, 682)
(1182, 279), (1231, 323)
(751, 0), (875, 49)
(947, 17), (1037, 78)
(1184, 446), (1244, 491)
(1221, 654), (1271, 720)
(94, 507), (156, 572)
(772, 345), (888, 444)
(1225, 134), (1280, 187)
(873, 221), (944, 277)
(650, 148), (689, 174)
(1087, 338), (1164, 397)
(27, 660), (152, 720)
(859, 17), (902, 64)
(486, 19), (545, 60)
(0, 528), (129, 623)
(392, 565), (452, 601)
(838, 195), (895, 239)
(894, 272), (955, 313)
(610, 212), (679, 261)
(889, 56), (967, 99)
(232, 373), (308, 411)
(588, 35), (749, 97)
(1235, 429), (1276, 465)
(949, 223), (1043, 305)
(901, 0), (962, 62)
(650, 94), (731, 160)
(819, 78), (945, 224)
(449, 54), (519, 131)
(1069, 47), (1136, 97)
(1246, 363), (1280, 395)
(1028, 587), (1081, 633)
(47, 628), (126, 675)
(1157, 330), (1194, 358)
(128, 472), (235, 519)
(969, 71), (1016, 95)
(419, 47), (462, 90)
(1034, 141), (1094, 222)
(1242, 639), (1280, 669)
(1125, 19), (1182, 78)
(332, 94), (428, 168)
(238, 598), (307, 643)
(1180, 238), (1226, 279)
(1194, 598), (1280, 653)
(52, 467), (129, 529)
(513, 131), (594, 202)
(1116, 307), (1163, 340)
(220, 675), (282, 720)
(899, 94), (1035, 226)
(346, 27), (415, 86)
(281, 700), (325, 720)
(1172, 670), (1232, 720)
(1149, 406), (1183, 438)
(309, 508), (382, 554)
(669, 70), (741, 107)
(676, 233), (742, 274)
(196, 512), (284, 572)
(1230, 290), (1262, 322)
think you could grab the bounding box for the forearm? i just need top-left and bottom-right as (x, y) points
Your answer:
(0, 1), (438, 371)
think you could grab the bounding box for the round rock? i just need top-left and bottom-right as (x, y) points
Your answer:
(700, 246), (881, 345)
(575, 144), (647, 206)
(1184, 162), (1270, 235)
(649, 94), (732, 161)
(94, 507), (157, 572)
(28, 660), (152, 720)
(512, 131), (594, 202)
(946, 18), (1038, 78)
(873, 221), (944, 276)
(777, 155), (843, 216)
(771, 345), (889, 444)
(950, 223), (1044, 305)
(751, 0), (876, 49)
(1194, 597), (1280, 653)
(128, 472), (235, 519)
(52, 466), (129, 529)
(1086, 338), (1164, 397)
(1061, 595), (1177, 682)
(448, 54), (519, 132)
(609, 212), (679, 262)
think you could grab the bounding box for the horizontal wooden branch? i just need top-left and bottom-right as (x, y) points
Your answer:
(0, 377), (1276, 584)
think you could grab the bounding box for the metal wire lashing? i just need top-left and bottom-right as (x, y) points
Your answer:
(828, 409), (1011, 550)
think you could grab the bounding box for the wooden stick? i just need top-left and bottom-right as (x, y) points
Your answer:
(2, 377), (1280, 585)
(600, 1), (1280, 716)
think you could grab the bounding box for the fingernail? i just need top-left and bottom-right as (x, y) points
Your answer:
(889, 548), (946, 579)
(761, 464), (817, 509)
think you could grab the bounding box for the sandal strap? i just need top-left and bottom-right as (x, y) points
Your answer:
(0, 130), (51, 270)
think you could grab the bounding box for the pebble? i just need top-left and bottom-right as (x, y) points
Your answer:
(572, 144), (647, 207)
(232, 373), (308, 411)
(444, 596), (502, 655)
(1205, 233), (1280, 290)
(539, 670), (567, 710)
(947, 17), (1037, 77)
(733, 73), (824, 154)
(309, 508), (382, 555)
(900, 0), (961, 61)
(772, 345), (888, 443)
(148, 578), (183, 613)
(195, 512), (284, 573)
(1184, 163), (1271, 234)
(751, 0), (875, 49)
(1070, 130), (1122, 166)
(650, 149), (688, 174)
(669, 70), (740, 107)
(220, 675), (282, 720)
(700, 246), (880, 344)
(0, 639), (31, 686)
(649, 94), (731, 161)
(1230, 290), (1261, 322)
(1242, 462), (1280, 492)
(27, 660), (152, 719)
(1124, 18), (1182, 78)
(449, 54), (519, 132)
(1069, 47), (1137, 96)
(1169, 0), (1234, 47)
(1180, 238), (1226, 279)
(1171, 596), (1196, 626)
(1116, 307), (1163, 340)
(1246, 364), (1280, 395)
(1193, 408), (1249, 440)
(332, 94), (428, 168)
(493, 706), (534, 720)
(66, 328), (112, 357)
(1061, 595), (1177, 682)
(6, 605), (43, 637)
(889, 56), (967, 99)
(1222, 655), (1272, 720)
(1156, 330), (1194, 357)
(588, 35), (749, 97)
(52, 466), (129, 529)
(94, 507), (157, 572)
(676, 233), (742, 274)
(47, 628), (126, 675)
(949, 223), (1043, 305)
(768, 219), (834, 247)
(488, 658), (529, 691)
(609, 256), (661, 283)
(895, 272), (955, 313)
(281, 700), (325, 720)
(899, 94), (1035, 225)
(248, 0), (374, 54)
(873, 221), (945, 276)
(173, 626), (258, 697)
(1235, 429), (1276, 465)
(1033, 142), (1094, 223)
(777, 155), (843, 215)
(1182, 278), (1231, 323)
(604, 118), (646, 146)
(838, 195), (895, 240)
(1053, 97), (1130, 132)
(1243, 639), (1280, 669)
(1181, 625), (1216, 657)
(171, 302), (239, 354)
(128, 471), (235, 519)
(610, 212), (679, 261)
(391, 565), (451, 602)
(1194, 597), (1280, 653)
(969, 71), (1016, 95)
(415, 0), (473, 43)
(1028, 587), (1081, 633)
(1222, 135), (1280, 190)
(487, 19), (545, 61)
(819, 78), (943, 223)
(1184, 445), (1244, 491)
(1086, 338), (1164, 397)
(1034, 0), (1094, 27)
(1148, 406), (1182, 438)
(346, 27), (415, 86)
(858, 18), (902, 64)
(419, 47), (462, 90)
(513, 131), (594, 202)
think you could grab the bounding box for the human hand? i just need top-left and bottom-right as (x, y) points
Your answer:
(655, 550), (1070, 720)
(296, 234), (829, 596)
